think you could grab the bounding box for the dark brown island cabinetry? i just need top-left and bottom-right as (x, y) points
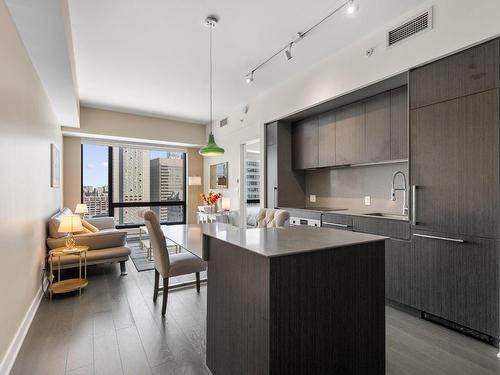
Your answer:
(409, 37), (500, 341)
(291, 85), (408, 169)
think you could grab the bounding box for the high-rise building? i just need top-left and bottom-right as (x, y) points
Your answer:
(113, 147), (150, 224)
(150, 156), (184, 222)
(246, 158), (260, 203)
(82, 185), (109, 217)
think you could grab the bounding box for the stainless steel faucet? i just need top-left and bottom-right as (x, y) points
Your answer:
(391, 171), (408, 215)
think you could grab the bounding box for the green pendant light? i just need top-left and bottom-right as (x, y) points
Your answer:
(199, 16), (224, 156)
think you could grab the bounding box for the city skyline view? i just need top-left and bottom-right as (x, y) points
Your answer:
(82, 143), (186, 224)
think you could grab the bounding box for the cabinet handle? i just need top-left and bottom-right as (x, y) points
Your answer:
(273, 187), (278, 209)
(322, 222), (351, 228)
(413, 233), (465, 243)
(411, 185), (417, 226)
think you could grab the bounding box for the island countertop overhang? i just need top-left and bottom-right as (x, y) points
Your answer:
(201, 223), (387, 258)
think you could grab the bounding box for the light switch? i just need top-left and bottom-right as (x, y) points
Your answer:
(310, 194), (316, 203)
(364, 196), (371, 205)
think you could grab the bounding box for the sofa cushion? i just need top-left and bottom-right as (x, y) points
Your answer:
(82, 219), (99, 233)
(47, 229), (127, 250)
(48, 208), (73, 239)
(49, 246), (131, 267)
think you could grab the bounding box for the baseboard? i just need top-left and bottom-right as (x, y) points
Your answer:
(0, 283), (45, 375)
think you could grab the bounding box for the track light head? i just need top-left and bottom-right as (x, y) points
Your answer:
(285, 43), (293, 61)
(245, 71), (254, 84)
(346, 0), (358, 14)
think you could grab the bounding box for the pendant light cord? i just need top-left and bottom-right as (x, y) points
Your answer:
(209, 21), (213, 133)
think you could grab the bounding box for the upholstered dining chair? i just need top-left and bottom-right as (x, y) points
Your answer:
(143, 210), (207, 316)
(255, 208), (290, 228)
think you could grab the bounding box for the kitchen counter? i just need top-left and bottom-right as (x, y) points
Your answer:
(202, 223), (387, 258)
(281, 206), (409, 221)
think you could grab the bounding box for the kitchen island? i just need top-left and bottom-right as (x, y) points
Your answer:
(195, 224), (387, 375)
(163, 224), (387, 375)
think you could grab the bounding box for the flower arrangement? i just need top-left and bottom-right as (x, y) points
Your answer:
(200, 191), (222, 206)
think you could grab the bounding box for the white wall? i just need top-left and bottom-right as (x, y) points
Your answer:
(203, 0), (500, 223)
(0, 1), (62, 372)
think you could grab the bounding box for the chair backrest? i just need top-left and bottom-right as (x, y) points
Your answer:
(143, 210), (170, 277)
(256, 208), (290, 228)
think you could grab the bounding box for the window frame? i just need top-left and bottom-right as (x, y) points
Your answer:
(81, 144), (187, 228)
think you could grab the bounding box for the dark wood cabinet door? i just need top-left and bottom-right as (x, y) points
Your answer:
(410, 38), (500, 109)
(352, 217), (410, 240)
(410, 89), (500, 238)
(335, 102), (365, 165)
(385, 239), (414, 306)
(292, 117), (318, 169)
(390, 85), (408, 159)
(318, 110), (335, 167)
(365, 92), (390, 162)
(412, 231), (499, 338)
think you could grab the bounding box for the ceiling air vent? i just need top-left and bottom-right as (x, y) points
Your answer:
(387, 7), (433, 48)
(219, 117), (228, 127)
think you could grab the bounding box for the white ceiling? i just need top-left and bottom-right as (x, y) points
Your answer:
(68, 0), (425, 124)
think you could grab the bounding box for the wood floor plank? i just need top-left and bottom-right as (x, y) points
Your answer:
(12, 260), (500, 375)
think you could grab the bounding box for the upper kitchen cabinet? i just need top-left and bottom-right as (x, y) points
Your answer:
(410, 38), (500, 109)
(390, 86), (408, 159)
(364, 92), (390, 163)
(318, 110), (336, 167)
(266, 121), (305, 208)
(410, 89), (500, 238)
(292, 116), (319, 169)
(335, 102), (366, 165)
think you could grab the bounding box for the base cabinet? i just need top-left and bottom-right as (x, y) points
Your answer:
(412, 231), (499, 338)
(385, 239), (414, 307)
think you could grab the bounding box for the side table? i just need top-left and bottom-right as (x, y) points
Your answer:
(48, 246), (89, 300)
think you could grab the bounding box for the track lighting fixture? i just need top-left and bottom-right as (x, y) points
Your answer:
(285, 43), (293, 60)
(244, 0), (358, 83)
(245, 71), (254, 84)
(346, 0), (359, 14)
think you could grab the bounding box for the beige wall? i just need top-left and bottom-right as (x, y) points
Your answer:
(63, 106), (206, 147)
(187, 148), (203, 224)
(0, 1), (62, 370)
(63, 136), (82, 210)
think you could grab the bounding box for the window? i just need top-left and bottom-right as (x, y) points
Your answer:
(82, 144), (109, 217)
(245, 158), (260, 204)
(82, 144), (186, 227)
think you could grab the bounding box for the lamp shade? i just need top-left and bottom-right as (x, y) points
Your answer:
(74, 203), (88, 214)
(199, 133), (225, 156)
(188, 176), (202, 186)
(221, 197), (231, 210)
(58, 215), (84, 233)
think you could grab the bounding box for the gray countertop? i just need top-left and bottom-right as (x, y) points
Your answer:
(281, 206), (409, 222)
(161, 224), (387, 259)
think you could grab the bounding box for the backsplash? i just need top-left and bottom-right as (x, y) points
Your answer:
(305, 163), (409, 214)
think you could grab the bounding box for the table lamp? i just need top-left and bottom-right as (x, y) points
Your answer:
(221, 197), (230, 211)
(75, 203), (88, 218)
(58, 215), (84, 249)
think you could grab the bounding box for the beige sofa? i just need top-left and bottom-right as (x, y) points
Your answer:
(46, 208), (131, 274)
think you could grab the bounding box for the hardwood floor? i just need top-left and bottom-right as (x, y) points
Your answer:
(11, 261), (500, 375)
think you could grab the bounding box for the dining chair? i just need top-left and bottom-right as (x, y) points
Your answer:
(255, 208), (290, 228)
(143, 210), (207, 315)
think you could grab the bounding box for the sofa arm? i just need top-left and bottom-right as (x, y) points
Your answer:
(86, 217), (115, 230)
(47, 230), (127, 251)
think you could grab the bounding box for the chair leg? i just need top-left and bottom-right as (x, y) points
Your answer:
(120, 261), (127, 275)
(161, 277), (169, 316)
(153, 269), (159, 302)
(195, 272), (201, 293)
